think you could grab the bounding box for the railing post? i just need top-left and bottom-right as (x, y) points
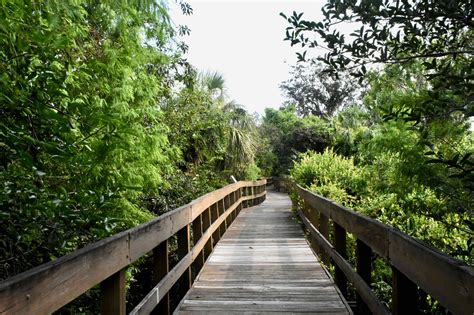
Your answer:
(101, 268), (126, 315)
(231, 191), (236, 220)
(303, 202), (319, 255)
(356, 239), (372, 314)
(192, 214), (204, 278)
(246, 187), (250, 208)
(250, 186), (255, 206)
(392, 266), (419, 315)
(237, 188), (242, 214)
(246, 187), (250, 207)
(202, 207), (213, 259)
(303, 201), (319, 228)
(319, 213), (330, 266)
(334, 222), (347, 298)
(246, 187), (251, 206)
(177, 225), (191, 299)
(152, 240), (169, 315)
(224, 195), (231, 227)
(218, 199), (226, 237)
(210, 203), (220, 246)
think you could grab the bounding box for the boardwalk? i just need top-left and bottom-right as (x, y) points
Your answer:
(175, 190), (352, 314)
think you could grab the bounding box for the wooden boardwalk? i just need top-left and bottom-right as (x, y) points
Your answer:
(175, 190), (352, 314)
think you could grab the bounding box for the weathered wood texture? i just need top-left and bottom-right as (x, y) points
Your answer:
(100, 268), (126, 315)
(129, 192), (266, 314)
(295, 184), (474, 315)
(298, 208), (389, 315)
(175, 191), (352, 314)
(0, 180), (266, 315)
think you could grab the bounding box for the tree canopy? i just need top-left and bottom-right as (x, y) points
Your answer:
(280, 60), (362, 117)
(281, 0), (474, 194)
(281, 0), (473, 78)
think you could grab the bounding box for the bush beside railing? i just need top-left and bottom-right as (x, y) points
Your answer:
(294, 183), (473, 315)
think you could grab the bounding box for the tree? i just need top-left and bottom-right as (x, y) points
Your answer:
(281, 0), (473, 119)
(0, 0), (180, 280)
(222, 101), (258, 178)
(280, 60), (362, 117)
(281, 0), (474, 190)
(281, 0), (473, 76)
(260, 107), (332, 175)
(199, 70), (227, 101)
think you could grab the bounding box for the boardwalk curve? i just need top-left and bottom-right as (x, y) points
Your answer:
(175, 190), (352, 314)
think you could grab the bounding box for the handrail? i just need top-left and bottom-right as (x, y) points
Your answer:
(0, 180), (267, 315)
(293, 183), (474, 315)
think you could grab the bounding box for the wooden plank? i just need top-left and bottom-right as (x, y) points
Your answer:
(298, 208), (389, 315)
(190, 184), (238, 221)
(128, 207), (188, 262)
(176, 191), (352, 314)
(178, 312), (348, 315)
(101, 268), (126, 315)
(179, 300), (349, 312)
(0, 231), (130, 314)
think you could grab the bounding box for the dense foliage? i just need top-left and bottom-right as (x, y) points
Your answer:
(258, 106), (331, 175)
(0, 0), (260, 296)
(281, 0), (474, 190)
(1, 0), (174, 279)
(269, 3), (473, 306)
(271, 62), (473, 311)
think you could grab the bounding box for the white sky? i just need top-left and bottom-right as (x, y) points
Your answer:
(169, 0), (325, 115)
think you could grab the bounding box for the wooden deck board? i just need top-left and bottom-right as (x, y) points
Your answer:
(175, 191), (352, 314)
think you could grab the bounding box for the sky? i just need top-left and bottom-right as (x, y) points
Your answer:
(169, 0), (326, 115)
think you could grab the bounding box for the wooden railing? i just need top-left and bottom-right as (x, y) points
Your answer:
(0, 180), (267, 315)
(293, 183), (474, 315)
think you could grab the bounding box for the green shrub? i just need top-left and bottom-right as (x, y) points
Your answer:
(290, 148), (365, 206)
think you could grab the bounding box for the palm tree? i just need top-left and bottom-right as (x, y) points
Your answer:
(199, 71), (226, 103)
(196, 72), (258, 178)
(222, 102), (258, 178)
